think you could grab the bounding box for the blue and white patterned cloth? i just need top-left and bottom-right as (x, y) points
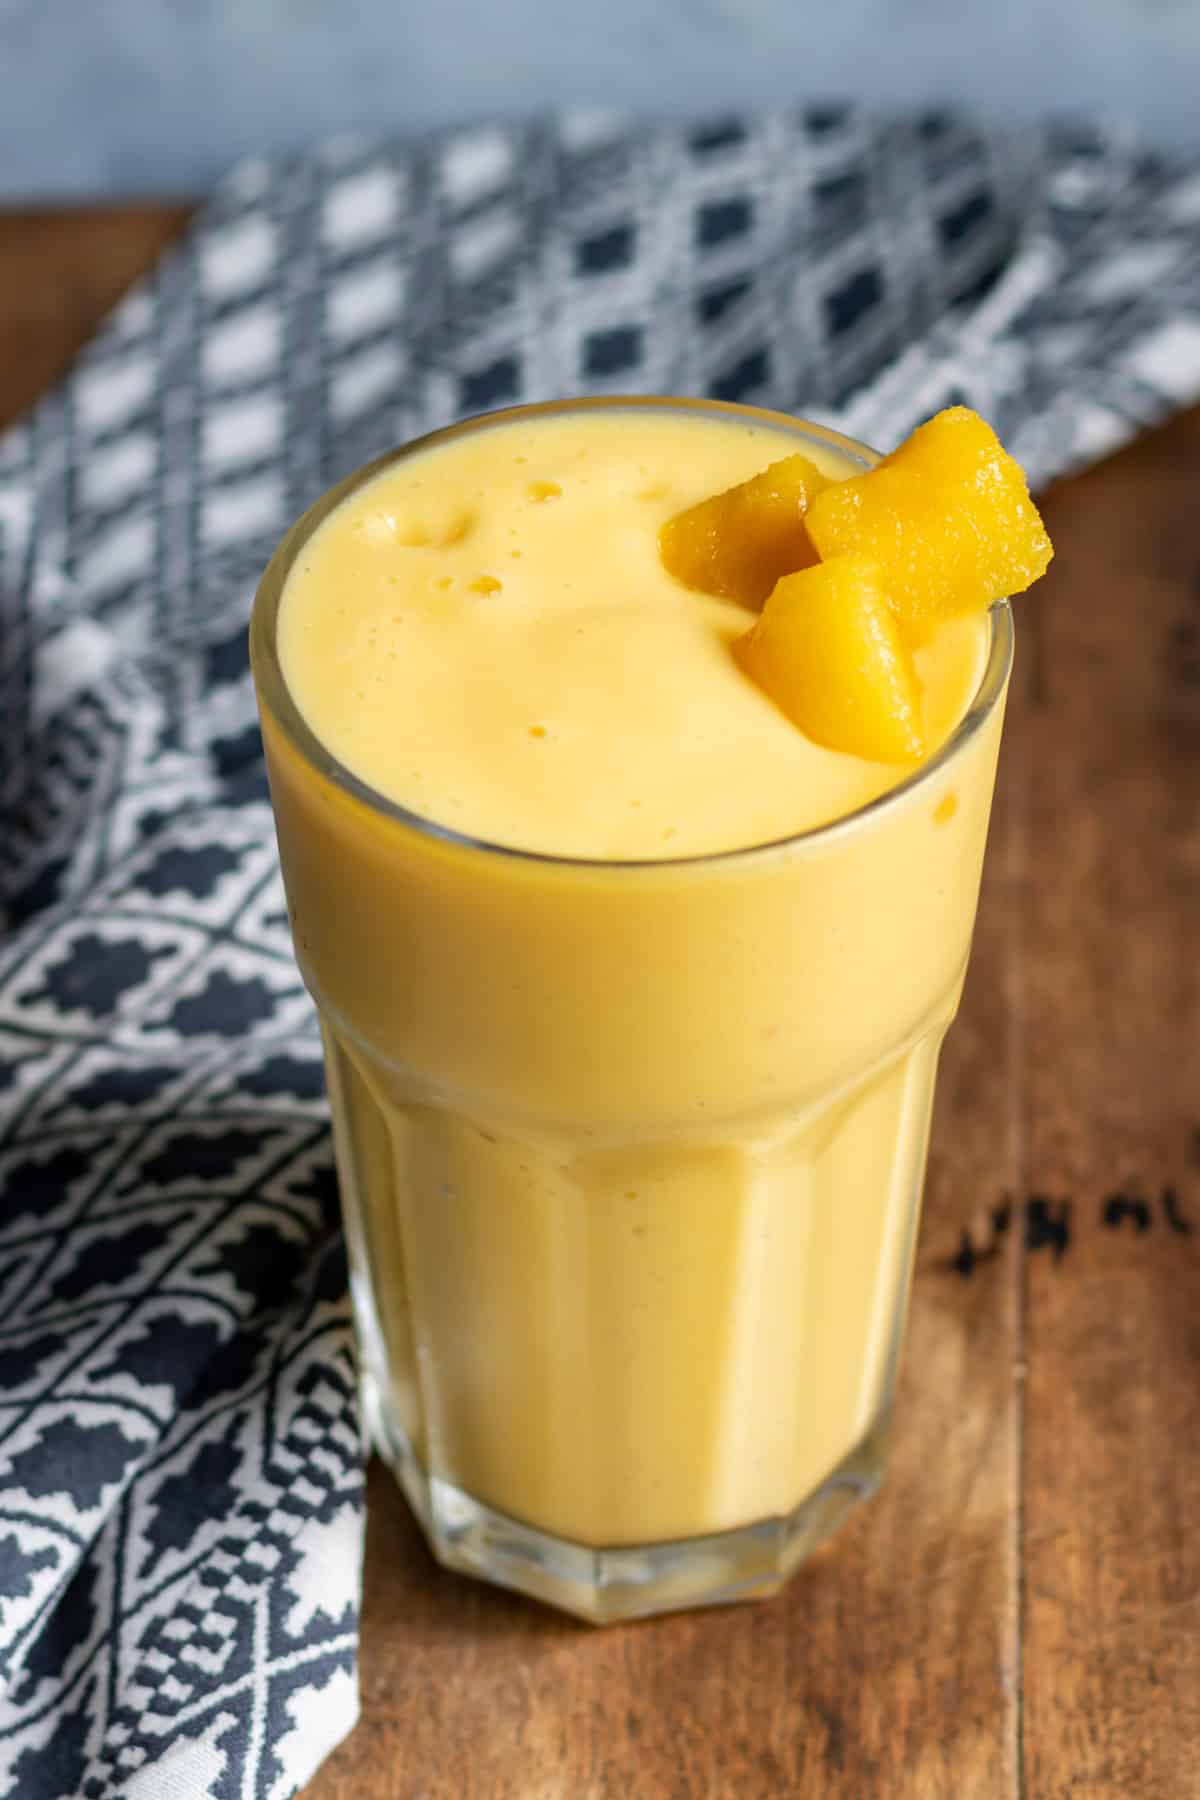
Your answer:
(1, 108), (1199, 1798)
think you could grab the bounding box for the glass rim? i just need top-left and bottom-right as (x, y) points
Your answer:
(250, 395), (1014, 874)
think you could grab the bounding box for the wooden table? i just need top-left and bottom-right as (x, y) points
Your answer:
(4, 207), (1199, 1800)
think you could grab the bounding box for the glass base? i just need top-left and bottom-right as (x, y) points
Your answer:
(364, 1371), (887, 1624)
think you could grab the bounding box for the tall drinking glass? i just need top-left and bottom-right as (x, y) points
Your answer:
(251, 399), (1011, 1622)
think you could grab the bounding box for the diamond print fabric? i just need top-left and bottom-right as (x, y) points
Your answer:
(2, 109), (1200, 1798)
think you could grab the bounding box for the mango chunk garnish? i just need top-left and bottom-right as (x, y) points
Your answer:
(804, 406), (1052, 634)
(660, 405), (1050, 763)
(736, 557), (926, 764)
(659, 453), (829, 608)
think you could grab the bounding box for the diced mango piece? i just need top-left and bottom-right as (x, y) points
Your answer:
(804, 407), (1052, 634)
(736, 557), (925, 764)
(659, 454), (829, 607)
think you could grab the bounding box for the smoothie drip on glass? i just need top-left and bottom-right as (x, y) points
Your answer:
(254, 399), (1013, 1620)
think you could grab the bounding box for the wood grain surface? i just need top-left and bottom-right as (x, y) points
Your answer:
(3, 206), (1197, 1800)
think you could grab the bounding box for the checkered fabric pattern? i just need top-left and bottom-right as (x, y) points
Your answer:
(1, 108), (1199, 1798)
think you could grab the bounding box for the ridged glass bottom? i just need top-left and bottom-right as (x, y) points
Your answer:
(364, 1366), (888, 1624)
(323, 990), (953, 1621)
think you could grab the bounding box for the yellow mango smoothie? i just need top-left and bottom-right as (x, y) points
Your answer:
(251, 398), (1014, 1621)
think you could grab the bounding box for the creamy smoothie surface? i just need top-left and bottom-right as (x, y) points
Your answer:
(278, 408), (987, 859)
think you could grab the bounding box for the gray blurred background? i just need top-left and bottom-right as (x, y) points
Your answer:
(2, 0), (1197, 198)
